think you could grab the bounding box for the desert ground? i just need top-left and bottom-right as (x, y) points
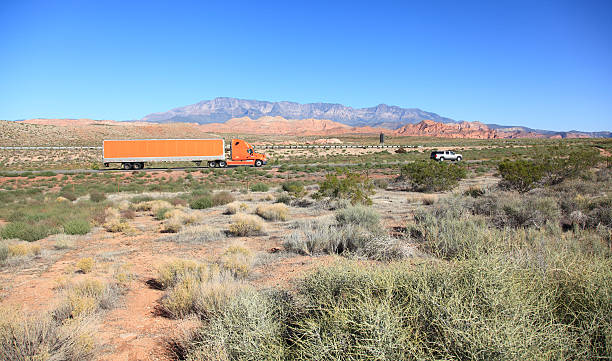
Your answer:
(0, 127), (611, 360)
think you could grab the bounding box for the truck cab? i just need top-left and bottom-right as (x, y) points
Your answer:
(229, 139), (267, 167)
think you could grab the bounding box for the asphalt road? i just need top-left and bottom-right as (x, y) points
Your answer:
(1, 160), (480, 176)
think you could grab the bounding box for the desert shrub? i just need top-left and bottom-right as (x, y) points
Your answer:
(464, 186), (486, 198)
(156, 260), (244, 319)
(161, 225), (225, 244)
(173, 288), (287, 360)
(315, 171), (374, 205)
(228, 214), (264, 236)
(498, 159), (546, 192)
(250, 182), (269, 192)
(120, 209), (136, 220)
(89, 191), (106, 203)
(134, 199), (173, 213)
(373, 178), (389, 189)
(0, 307), (96, 361)
(76, 257), (94, 273)
(472, 192), (561, 229)
(360, 236), (416, 261)
(289, 258), (612, 360)
(189, 196), (213, 209)
(161, 217), (183, 233)
(281, 181), (306, 198)
(212, 191), (235, 206)
(63, 219), (91, 235)
(499, 149), (600, 192)
(335, 205), (380, 232)
(59, 191), (77, 202)
(155, 207), (172, 220)
(275, 192), (292, 205)
(0, 221), (51, 242)
(219, 244), (253, 279)
(408, 208), (497, 260)
(7, 242), (41, 257)
(421, 195), (436, 205)
(156, 259), (213, 290)
(224, 202), (247, 215)
(54, 235), (76, 250)
(54, 278), (124, 320)
(398, 161), (467, 192)
(255, 204), (289, 221)
(395, 147), (407, 154)
(0, 242), (8, 262)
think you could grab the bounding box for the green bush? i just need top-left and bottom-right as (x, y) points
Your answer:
(498, 159), (546, 192)
(89, 191), (106, 203)
(59, 191), (77, 202)
(155, 207), (171, 220)
(189, 196), (214, 209)
(63, 219), (91, 235)
(0, 222), (51, 242)
(399, 161), (467, 192)
(281, 181), (305, 198)
(499, 149), (600, 192)
(315, 171), (374, 205)
(250, 182), (269, 192)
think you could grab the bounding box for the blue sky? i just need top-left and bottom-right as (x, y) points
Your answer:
(1, 0), (611, 131)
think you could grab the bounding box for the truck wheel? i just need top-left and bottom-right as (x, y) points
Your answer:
(439, 157), (444, 162)
(122, 163), (133, 170)
(218, 160), (227, 168)
(457, 156), (462, 162)
(208, 161), (217, 168)
(254, 160), (263, 167)
(133, 162), (142, 170)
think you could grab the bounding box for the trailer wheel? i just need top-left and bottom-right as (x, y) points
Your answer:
(218, 160), (227, 168)
(122, 163), (133, 170)
(208, 161), (217, 168)
(132, 162), (142, 170)
(254, 160), (263, 167)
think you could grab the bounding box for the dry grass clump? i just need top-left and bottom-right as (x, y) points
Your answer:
(224, 202), (248, 215)
(156, 259), (246, 319)
(228, 214), (264, 236)
(52, 235), (77, 250)
(170, 288), (286, 360)
(7, 242), (41, 257)
(255, 203), (290, 221)
(160, 209), (203, 233)
(283, 210), (399, 259)
(102, 207), (133, 233)
(76, 257), (94, 273)
(0, 306), (96, 361)
(53, 278), (124, 320)
(161, 225), (225, 244)
(133, 199), (173, 213)
(218, 244), (253, 279)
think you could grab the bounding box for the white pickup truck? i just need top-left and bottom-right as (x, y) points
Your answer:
(430, 150), (462, 162)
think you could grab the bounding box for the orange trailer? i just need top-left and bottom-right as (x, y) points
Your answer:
(103, 138), (266, 170)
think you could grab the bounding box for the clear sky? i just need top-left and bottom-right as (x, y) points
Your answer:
(1, 0), (611, 131)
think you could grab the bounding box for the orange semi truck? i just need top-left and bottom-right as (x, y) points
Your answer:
(103, 138), (267, 170)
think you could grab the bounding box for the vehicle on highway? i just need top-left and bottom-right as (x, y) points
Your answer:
(103, 138), (267, 170)
(430, 150), (462, 162)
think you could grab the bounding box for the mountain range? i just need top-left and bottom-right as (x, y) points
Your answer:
(142, 97), (456, 129)
(142, 97), (610, 138)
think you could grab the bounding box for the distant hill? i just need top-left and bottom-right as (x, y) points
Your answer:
(142, 97), (456, 129)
